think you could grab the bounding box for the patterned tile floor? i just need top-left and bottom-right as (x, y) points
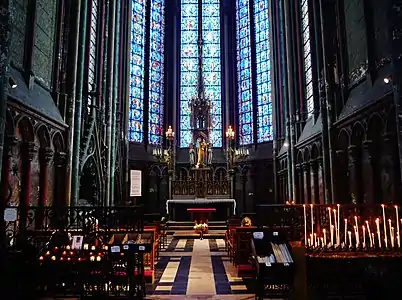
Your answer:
(147, 236), (254, 298)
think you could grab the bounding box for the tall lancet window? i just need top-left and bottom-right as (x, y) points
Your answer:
(236, 0), (254, 145)
(129, 0), (147, 142)
(254, 0), (272, 142)
(180, 0), (222, 147)
(301, 0), (313, 117)
(88, 0), (98, 110)
(148, 0), (165, 145)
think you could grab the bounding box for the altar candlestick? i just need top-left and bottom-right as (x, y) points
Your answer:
(337, 204), (340, 245)
(303, 205), (307, 245)
(362, 225), (366, 248)
(395, 206), (400, 247)
(311, 204), (314, 240)
(323, 228), (327, 246)
(344, 219), (347, 245)
(348, 231), (352, 247)
(376, 218), (381, 248)
(333, 209), (338, 246)
(366, 221), (373, 247)
(382, 204), (388, 248)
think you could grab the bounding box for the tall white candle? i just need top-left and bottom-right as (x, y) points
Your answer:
(376, 218), (381, 248)
(348, 231), (352, 247)
(354, 226), (359, 247)
(333, 209), (338, 246)
(344, 219), (347, 245)
(391, 227), (395, 248)
(395, 206), (400, 247)
(388, 219), (393, 247)
(354, 216), (359, 246)
(362, 225), (366, 248)
(328, 207), (333, 245)
(323, 228), (327, 246)
(372, 233), (375, 246)
(311, 204), (314, 240)
(337, 204), (340, 245)
(303, 205), (307, 246)
(366, 221), (373, 247)
(382, 204), (388, 248)
(314, 233), (317, 247)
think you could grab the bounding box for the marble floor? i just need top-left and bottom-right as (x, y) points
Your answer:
(147, 237), (255, 299)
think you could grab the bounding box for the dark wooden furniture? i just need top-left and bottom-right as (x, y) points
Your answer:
(187, 207), (216, 221)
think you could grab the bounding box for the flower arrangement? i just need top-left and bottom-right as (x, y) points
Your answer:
(194, 220), (208, 232)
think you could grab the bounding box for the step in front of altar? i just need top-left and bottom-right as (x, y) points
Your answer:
(173, 230), (226, 239)
(167, 220), (226, 231)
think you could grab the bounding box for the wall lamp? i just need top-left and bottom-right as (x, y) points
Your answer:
(8, 76), (17, 89)
(384, 76), (392, 84)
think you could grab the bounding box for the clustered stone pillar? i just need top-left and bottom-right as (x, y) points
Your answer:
(348, 145), (359, 203)
(362, 140), (374, 203)
(37, 148), (53, 228)
(303, 163), (310, 204)
(2, 137), (17, 205)
(317, 157), (325, 204)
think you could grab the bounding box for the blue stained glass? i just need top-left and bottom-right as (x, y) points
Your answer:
(129, 0), (146, 142)
(148, 0), (165, 144)
(179, 0), (223, 147)
(301, 0), (314, 117)
(236, 0), (253, 145)
(254, 0), (273, 142)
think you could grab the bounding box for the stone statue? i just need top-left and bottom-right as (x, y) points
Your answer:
(196, 139), (207, 168)
(189, 144), (196, 166)
(207, 147), (213, 165)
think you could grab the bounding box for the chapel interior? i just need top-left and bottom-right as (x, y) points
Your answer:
(1, 0), (402, 299)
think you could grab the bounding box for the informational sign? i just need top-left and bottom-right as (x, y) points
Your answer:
(130, 170), (142, 197)
(72, 235), (84, 250)
(4, 208), (17, 222)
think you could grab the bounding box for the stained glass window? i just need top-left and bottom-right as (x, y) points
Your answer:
(180, 0), (222, 147)
(254, 0), (272, 142)
(129, 0), (147, 142)
(148, 0), (165, 145)
(236, 0), (254, 145)
(301, 0), (314, 117)
(88, 0), (98, 110)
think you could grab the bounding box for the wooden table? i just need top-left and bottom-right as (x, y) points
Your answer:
(187, 208), (216, 222)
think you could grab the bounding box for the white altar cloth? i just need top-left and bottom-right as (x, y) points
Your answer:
(166, 198), (236, 215)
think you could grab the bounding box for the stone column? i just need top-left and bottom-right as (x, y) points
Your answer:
(362, 140), (374, 203)
(303, 163), (311, 204)
(317, 157), (325, 204)
(37, 148), (53, 228)
(297, 165), (304, 204)
(54, 152), (67, 207)
(381, 133), (396, 203)
(2, 137), (17, 205)
(310, 160), (318, 204)
(335, 150), (349, 203)
(348, 145), (359, 204)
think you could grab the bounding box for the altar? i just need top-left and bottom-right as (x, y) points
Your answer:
(166, 198), (236, 221)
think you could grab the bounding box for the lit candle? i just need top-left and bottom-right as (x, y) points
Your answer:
(333, 209), (338, 246)
(331, 225), (335, 247)
(389, 219), (393, 247)
(366, 221), (373, 248)
(83, 244), (89, 250)
(354, 226), (359, 247)
(323, 228), (327, 246)
(320, 237), (324, 247)
(395, 206), (400, 247)
(362, 225), (366, 248)
(391, 227), (395, 248)
(376, 218), (382, 248)
(337, 204), (340, 245)
(354, 216), (359, 246)
(329, 207), (333, 245)
(344, 219), (347, 245)
(314, 233), (317, 247)
(310, 234), (313, 247)
(303, 205), (307, 246)
(382, 204), (388, 248)
(311, 204), (314, 241)
(348, 231), (352, 247)
(372, 233), (375, 246)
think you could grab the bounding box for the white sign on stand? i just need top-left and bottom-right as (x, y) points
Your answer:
(130, 170), (142, 197)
